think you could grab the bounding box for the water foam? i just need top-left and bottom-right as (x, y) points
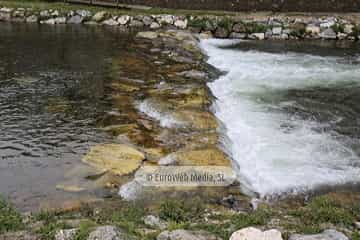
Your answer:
(201, 39), (360, 198)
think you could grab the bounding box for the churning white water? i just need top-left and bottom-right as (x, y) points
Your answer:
(201, 39), (360, 198)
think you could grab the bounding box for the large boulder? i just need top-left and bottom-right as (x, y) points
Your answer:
(289, 229), (348, 240)
(157, 229), (221, 240)
(82, 144), (145, 175)
(230, 227), (283, 240)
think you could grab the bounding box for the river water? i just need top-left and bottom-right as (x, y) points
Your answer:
(0, 23), (140, 210)
(202, 39), (360, 198)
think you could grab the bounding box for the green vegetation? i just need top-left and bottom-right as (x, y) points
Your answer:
(217, 18), (234, 31)
(352, 231), (360, 240)
(0, 197), (23, 234)
(331, 23), (345, 33)
(244, 22), (269, 33)
(159, 198), (204, 223)
(73, 221), (97, 240)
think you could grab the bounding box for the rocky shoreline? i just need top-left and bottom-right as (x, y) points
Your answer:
(1, 6), (360, 41)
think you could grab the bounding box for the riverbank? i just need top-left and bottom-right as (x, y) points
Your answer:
(1, 1), (360, 40)
(1, 192), (360, 240)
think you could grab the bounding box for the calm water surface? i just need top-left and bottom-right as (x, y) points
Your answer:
(0, 23), (139, 210)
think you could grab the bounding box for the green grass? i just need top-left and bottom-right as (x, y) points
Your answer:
(159, 198), (204, 223)
(0, 197), (24, 234)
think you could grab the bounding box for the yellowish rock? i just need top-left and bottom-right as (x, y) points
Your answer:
(175, 147), (231, 166)
(82, 144), (145, 175)
(174, 109), (218, 130)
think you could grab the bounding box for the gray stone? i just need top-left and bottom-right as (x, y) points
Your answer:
(289, 229), (348, 240)
(88, 226), (126, 240)
(272, 27), (282, 35)
(142, 15), (153, 26)
(150, 22), (161, 29)
(229, 32), (247, 39)
(75, 10), (91, 18)
(265, 29), (273, 38)
(51, 10), (59, 17)
(158, 153), (177, 166)
(0, 231), (37, 240)
(174, 19), (188, 29)
(0, 12), (11, 21)
(42, 17), (66, 25)
(344, 24), (354, 34)
(214, 27), (229, 38)
(306, 25), (320, 35)
(117, 15), (131, 25)
(12, 10), (25, 18)
(144, 215), (168, 230)
(320, 20), (336, 28)
(320, 28), (337, 39)
(249, 33), (265, 40)
(0, 7), (13, 13)
(39, 10), (50, 18)
(92, 11), (108, 22)
(136, 31), (159, 39)
(102, 18), (119, 26)
(230, 227), (282, 240)
(158, 15), (174, 25)
(67, 15), (83, 24)
(233, 22), (246, 33)
(55, 229), (77, 240)
(118, 180), (143, 200)
(355, 221), (360, 230)
(26, 15), (38, 23)
(157, 230), (221, 240)
(129, 19), (144, 28)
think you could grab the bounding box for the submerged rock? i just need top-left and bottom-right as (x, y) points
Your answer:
(289, 229), (348, 240)
(82, 144), (145, 175)
(157, 229), (221, 240)
(230, 227), (283, 240)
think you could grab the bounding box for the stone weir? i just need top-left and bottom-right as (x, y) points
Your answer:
(1, 7), (360, 41)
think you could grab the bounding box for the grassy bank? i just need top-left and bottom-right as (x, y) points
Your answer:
(0, 193), (359, 240)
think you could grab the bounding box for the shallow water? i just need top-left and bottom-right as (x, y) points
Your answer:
(201, 39), (360, 198)
(0, 23), (140, 210)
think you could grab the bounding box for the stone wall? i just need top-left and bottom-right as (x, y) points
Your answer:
(1, 6), (360, 41)
(68, 0), (360, 12)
